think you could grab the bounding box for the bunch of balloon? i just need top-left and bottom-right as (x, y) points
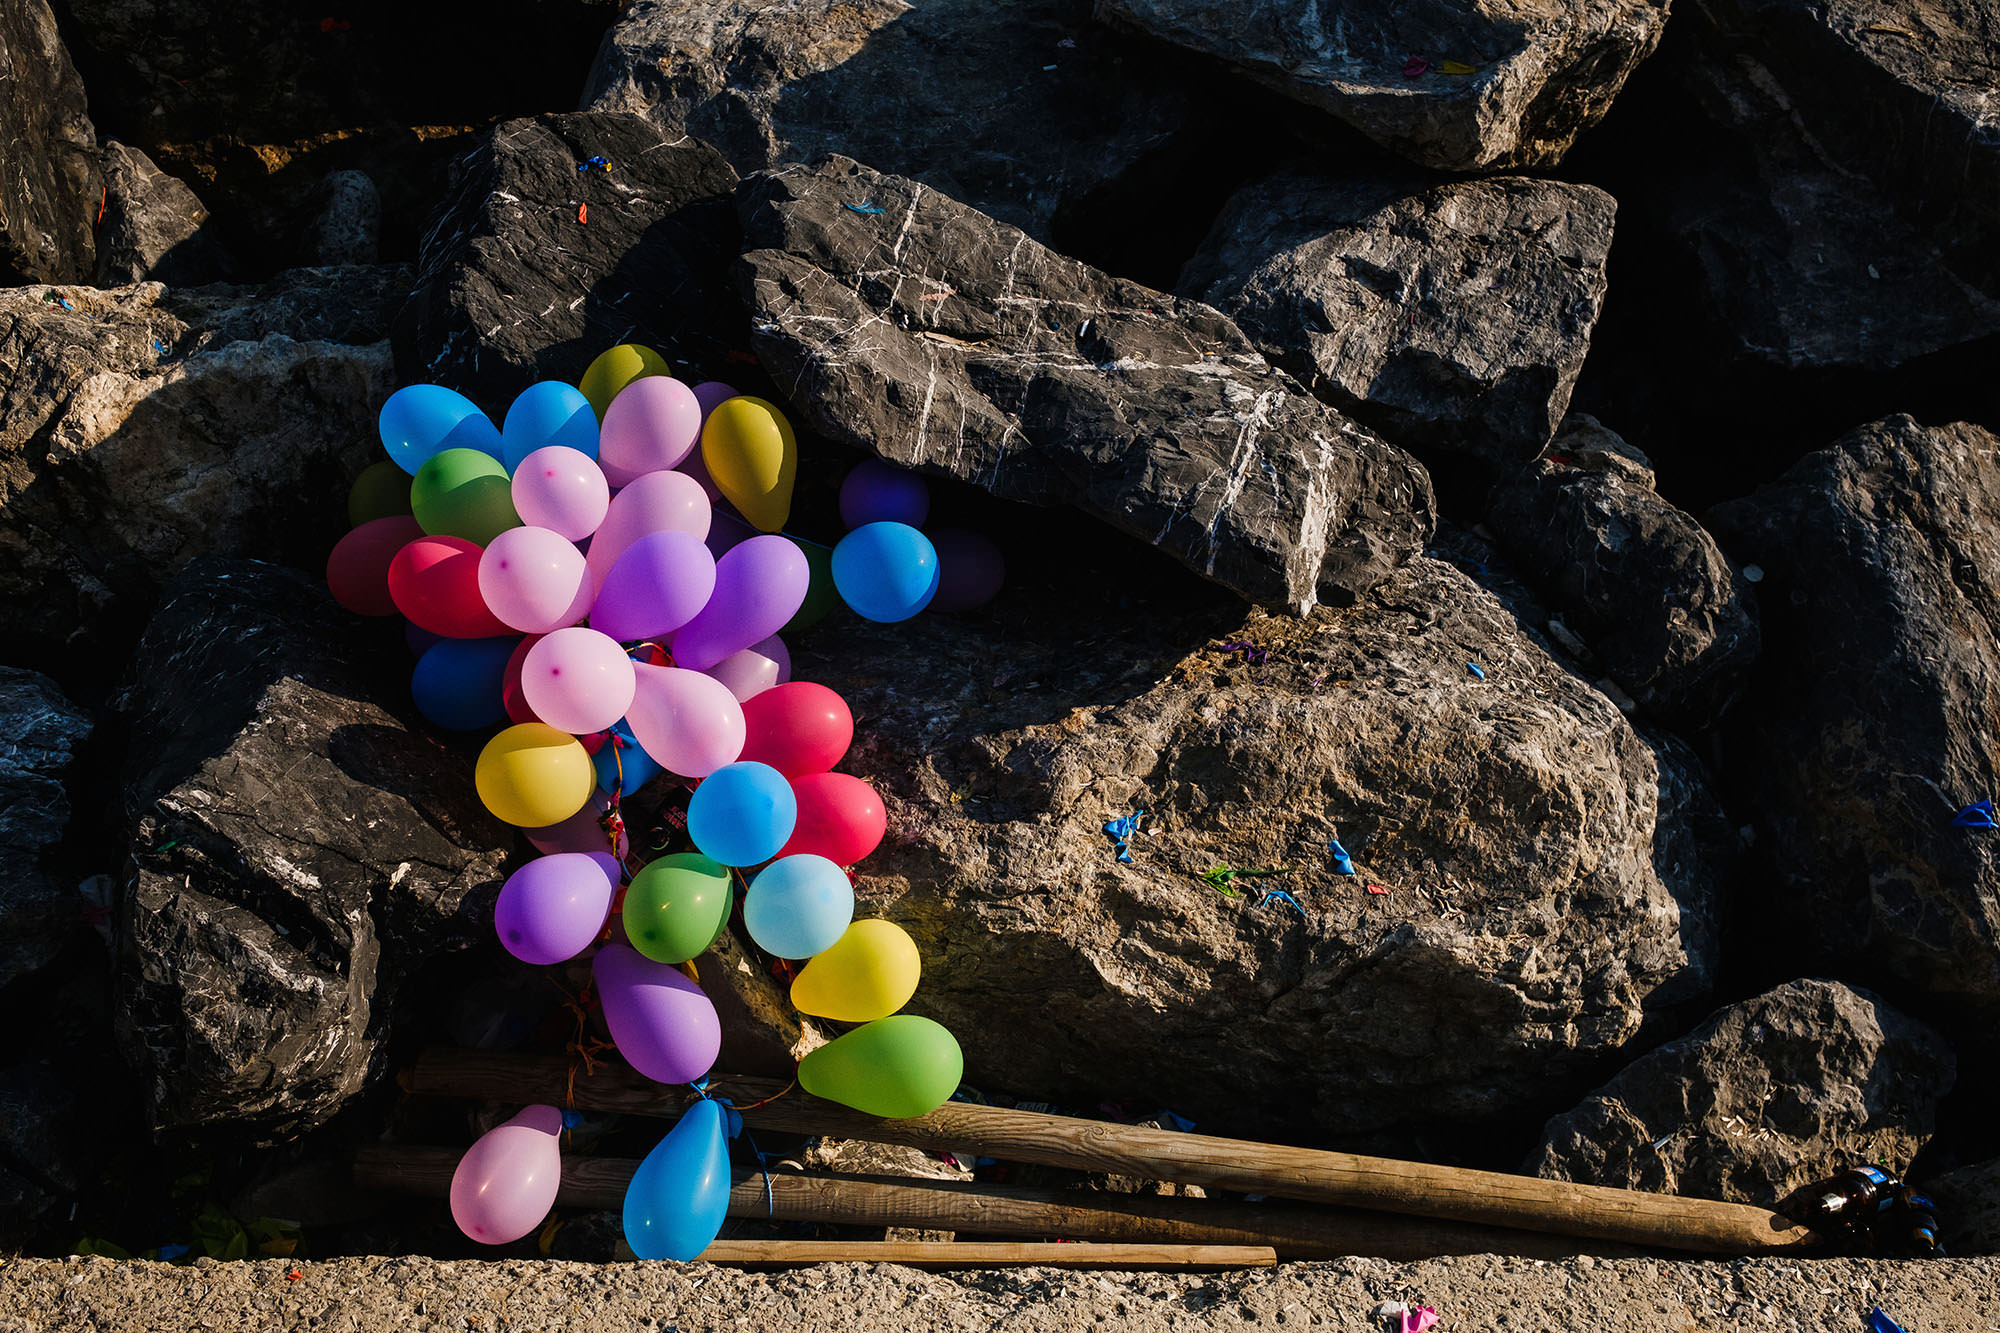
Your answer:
(829, 459), (1006, 623)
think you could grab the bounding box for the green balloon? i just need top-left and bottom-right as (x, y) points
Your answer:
(411, 448), (519, 546)
(797, 1015), (963, 1119)
(783, 538), (843, 637)
(347, 460), (413, 526)
(624, 853), (735, 965)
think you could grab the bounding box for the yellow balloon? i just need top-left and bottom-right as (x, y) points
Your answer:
(789, 919), (920, 1022)
(701, 395), (797, 532)
(475, 724), (595, 827)
(578, 344), (670, 420)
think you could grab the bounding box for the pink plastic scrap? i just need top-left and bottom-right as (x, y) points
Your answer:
(1402, 1308), (1439, 1333)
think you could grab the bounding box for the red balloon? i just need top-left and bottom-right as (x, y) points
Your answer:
(502, 634), (543, 725)
(388, 536), (511, 638)
(738, 682), (853, 777)
(328, 516), (424, 616)
(778, 771), (885, 865)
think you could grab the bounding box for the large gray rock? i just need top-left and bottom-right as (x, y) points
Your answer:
(94, 142), (236, 287)
(0, 670), (90, 991)
(1707, 416), (2000, 1029)
(1530, 979), (1955, 1206)
(1180, 173), (1614, 488)
(740, 157), (1435, 612)
(0, 267), (403, 662)
(117, 561), (512, 1138)
(1093, 0), (1670, 171)
(0, 0), (102, 284)
(799, 551), (1722, 1134)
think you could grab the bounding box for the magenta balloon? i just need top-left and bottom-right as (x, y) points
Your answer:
(625, 662), (746, 778)
(450, 1104), (563, 1244)
(586, 470), (712, 593)
(525, 791), (622, 858)
(521, 627), (635, 735)
(512, 445), (610, 541)
(672, 535), (810, 671)
(494, 852), (617, 964)
(593, 942), (721, 1085)
(704, 633), (791, 701)
(478, 526), (593, 634)
(598, 377), (703, 487)
(591, 530), (716, 643)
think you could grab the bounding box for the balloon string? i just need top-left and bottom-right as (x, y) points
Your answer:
(553, 978), (616, 1109)
(729, 1073), (798, 1113)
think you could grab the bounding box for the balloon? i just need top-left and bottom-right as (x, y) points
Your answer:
(405, 621), (446, 658)
(839, 459), (930, 530)
(927, 528), (1006, 612)
(348, 460), (413, 526)
(701, 395), (797, 532)
(598, 376), (702, 488)
(796, 1015), (963, 1119)
(738, 682), (852, 778)
(590, 531), (716, 643)
(593, 942), (721, 1084)
(511, 445), (609, 541)
(744, 855), (853, 959)
(379, 384), (503, 475)
(691, 381), (738, 420)
(524, 790), (623, 859)
(832, 522), (939, 622)
(412, 448), (520, 546)
(579, 344), (669, 420)
(502, 381), (599, 471)
(623, 1097), (730, 1261)
(789, 918), (920, 1022)
(625, 663), (745, 779)
(704, 634), (790, 702)
(388, 536), (512, 638)
(784, 539), (842, 636)
(411, 636), (518, 731)
(623, 853), (734, 965)
(584, 470), (712, 593)
(478, 526), (592, 634)
(450, 1104), (563, 1244)
(670, 535), (809, 671)
(687, 761), (796, 867)
(501, 634), (543, 724)
(476, 723), (595, 827)
(494, 852), (619, 964)
(777, 771), (886, 865)
(327, 515), (424, 616)
(520, 628), (635, 735)
(593, 722), (661, 797)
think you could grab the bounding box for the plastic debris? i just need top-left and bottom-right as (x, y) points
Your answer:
(1438, 59), (1478, 74)
(1402, 55), (1429, 77)
(1952, 800), (1997, 829)
(1466, 662), (1486, 680)
(44, 291), (74, 311)
(844, 202), (887, 216)
(318, 17), (352, 32)
(576, 204), (588, 224)
(1327, 839), (1356, 875)
(1867, 1310), (1908, 1333)
(156, 1243), (191, 1262)
(1043, 63), (1058, 70)
(1103, 810), (1144, 863)
(1156, 1110), (1196, 1132)
(1402, 1308), (1439, 1333)
(1201, 865), (1293, 898)
(1365, 883), (1390, 896)
(1257, 888), (1306, 918)
(575, 155), (612, 173)
(1057, 37), (1077, 47)
(1218, 640), (1268, 666)
(1742, 563), (1765, 583)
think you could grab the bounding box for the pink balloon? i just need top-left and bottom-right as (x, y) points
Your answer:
(586, 470), (712, 593)
(593, 943), (721, 1085)
(704, 634), (791, 701)
(521, 627), (635, 735)
(591, 530), (716, 643)
(478, 526), (593, 634)
(525, 791), (623, 859)
(625, 662), (746, 778)
(450, 1104), (563, 1244)
(672, 535), (810, 671)
(599, 377), (702, 487)
(512, 445), (609, 541)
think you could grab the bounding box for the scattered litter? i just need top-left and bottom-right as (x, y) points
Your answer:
(1402, 55), (1429, 78)
(1438, 59), (1478, 75)
(1201, 864), (1293, 898)
(1043, 63), (1058, 70)
(1049, 318), (1062, 331)
(43, 291), (74, 311)
(1466, 662), (1486, 680)
(1156, 1110), (1196, 1132)
(1365, 883), (1390, 896)
(576, 204), (588, 224)
(1327, 839), (1356, 875)
(575, 155), (612, 173)
(1218, 640), (1268, 666)
(1057, 37), (1077, 47)
(1867, 264), (1881, 280)
(156, 1244), (191, 1262)
(1866, 1309), (1907, 1333)
(1742, 563), (1765, 582)
(1951, 800), (1996, 829)
(153, 338), (168, 355)
(843, 202), (887, 216)
(287, 1268), (304, 1281)
(1257, 888), (1306, 918)
(318, 17), (351, 32)
(1103, 810), (1144, 863)
(1402, 1309), (1439, 1333)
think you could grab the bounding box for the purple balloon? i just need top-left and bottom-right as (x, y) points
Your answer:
(704, 634), (790, 701)
(591, 530), (717, 643)
(703, 506), (757, 560)
(495, 852), (619, 965)
(593, 942), (721, 1085)
(927, 528), (1006, 612)
(840, 459), (930, 530)
(690, 382), (738, 418)
(585, 470), (711, 594)
(671, 535), (810, 671)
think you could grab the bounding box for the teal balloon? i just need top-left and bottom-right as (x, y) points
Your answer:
(623, 1098), (731, 1261)
(379, 384), (503, 475)
(593, 722), (661, 798)
(831, 522), (939, 622)
(502, 381), (600, 471)
(687, 761), (796, 867)
(411, 636), (518, 731)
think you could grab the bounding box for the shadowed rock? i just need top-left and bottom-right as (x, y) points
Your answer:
(0, 670), (90, 990)
(0, 0), (101, 284)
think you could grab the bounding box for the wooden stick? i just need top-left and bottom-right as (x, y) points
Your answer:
(354, 1145), (1635, 1260)
(692, 1241), (1275, 1269)
(411, 1049), (1817, 1254)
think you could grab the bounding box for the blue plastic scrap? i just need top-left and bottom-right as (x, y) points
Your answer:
(1466, 662), (1487, 680)
(1156, 1110), (1196, 1132)
(1259, 888), (1306, 918)
(1952, 800), (1997, 828)
(1103, 810), (1143, 863)
(575, 155), (611, 173)
(1327, 839), (1356, 875)
(1867, 1309), (1908, 1333)
(843, 201), (887, 215)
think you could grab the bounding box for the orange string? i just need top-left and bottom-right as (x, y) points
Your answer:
(729, 1075), (798, 1113)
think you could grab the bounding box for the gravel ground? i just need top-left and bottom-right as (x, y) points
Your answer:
(0, 1254), (1993, 1333)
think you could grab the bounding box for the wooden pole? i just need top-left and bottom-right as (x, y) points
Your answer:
(692, 1241), (1275, 1269)
(410, 1049), (1817, 1255)
(353, 1145), (1635, 1261)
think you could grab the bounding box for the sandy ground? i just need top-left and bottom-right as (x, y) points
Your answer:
(0, 1254), (1993, 1333)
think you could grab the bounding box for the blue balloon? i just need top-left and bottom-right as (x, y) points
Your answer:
(744, 854), (855, 959)
(410, 636), (518, 731)
(831, 522), (940, 622)
(593, 722), (662, 798)
(687, 762), (797, 867)
(501, 381), (600, 472)
(623, 1097), (731, 1261)
(379, 384), (504, 475)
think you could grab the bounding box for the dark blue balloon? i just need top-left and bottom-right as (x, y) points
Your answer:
(411, 636), (518, 731)
(831, 522), (940, 622)
(501, 381), (600, 471)
(623, 1097), (731, 1261)
(838, 459), (930, 529)
(593, 722), (662, 797)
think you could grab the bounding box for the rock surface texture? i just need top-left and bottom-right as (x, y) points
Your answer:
(0, 1064), (78, 1240)
(1181, 173), (1615, 486)
(1092, 0), (1670, 171)
(1530, 978), (1954, 1205)
(1928, 1157), (2000, 1256)
(0, 0), (102, 284)
(740, 157), (1436, 612)
(1708, 416), (2000, 1030)
(0, 669), (90, 991)
(117, 562), (511, 1138)
(94, 142), (234, 287)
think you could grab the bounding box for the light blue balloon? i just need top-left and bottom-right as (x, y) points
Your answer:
(831, 522), (940, 622)
(745, 854), (855, 959)
(501, 381), (600, 472)
(378, 384), (504, 475)
(687, 762), (797, 867)
(410, 636), (517, 731)
(593, 721), (662, 798)
(623, 1097), (731, 1261)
